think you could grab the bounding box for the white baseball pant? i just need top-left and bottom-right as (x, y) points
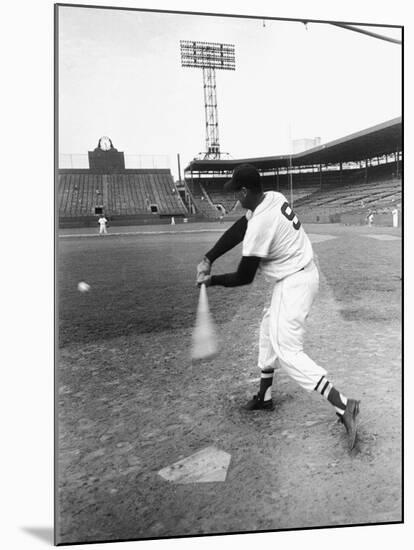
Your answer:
(258, 259), (327, 392)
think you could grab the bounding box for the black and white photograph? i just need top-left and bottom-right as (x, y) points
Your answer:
(53, 2), (404, 546)
(51, 3), (406, 546)
(3, 0), (413, 549)
(5, 1), (412, 549)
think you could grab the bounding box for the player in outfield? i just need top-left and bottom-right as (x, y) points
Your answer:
(196, 164), (360, 450)
(98, 215), (108, 235)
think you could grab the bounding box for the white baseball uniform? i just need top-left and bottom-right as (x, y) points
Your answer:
(392, 208), (398, 228)
(243, 191), (327, 392)
(98, 216), (108, 234)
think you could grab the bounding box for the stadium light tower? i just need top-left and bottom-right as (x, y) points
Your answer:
(180, 40), (236, 159)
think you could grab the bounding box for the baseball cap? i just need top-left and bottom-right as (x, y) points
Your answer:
(223, 164), (261, 192)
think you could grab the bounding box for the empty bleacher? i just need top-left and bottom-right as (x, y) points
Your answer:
(58, 173), (104, 217)
(150, 172), (187, 215)
(295, 180), (400, 210)
(58, 169), (188, 226)
(294, 174), (401, 223)
(197, 178), (237, 214)
(189, 161), (402, 224)
(184, 178), (221, 219)
(197, 172), (322, 214)
(206, 190), (238, 213)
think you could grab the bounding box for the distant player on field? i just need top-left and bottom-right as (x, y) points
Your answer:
(98, 215), (108, 235)
(196, 164), (360, 450)
(392, 207), (398, 228)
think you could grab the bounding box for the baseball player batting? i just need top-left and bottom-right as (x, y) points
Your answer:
(196, 164), (360, 450)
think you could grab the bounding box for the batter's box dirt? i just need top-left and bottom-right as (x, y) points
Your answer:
(220, 391), (296, 423)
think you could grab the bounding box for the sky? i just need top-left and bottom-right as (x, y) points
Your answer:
(58, 6), (402, 180)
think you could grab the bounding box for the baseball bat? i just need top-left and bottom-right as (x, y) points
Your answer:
(191, 284), (218, 361)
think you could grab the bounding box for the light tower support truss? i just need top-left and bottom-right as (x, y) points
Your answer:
(203, 67), (219, 158)
(180, 40), (236, 159)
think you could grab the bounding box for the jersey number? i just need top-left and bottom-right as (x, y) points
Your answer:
(281, 202), (301, 230)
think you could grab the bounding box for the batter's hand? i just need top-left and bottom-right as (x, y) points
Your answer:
(197, 273), (212, 287)
(196, 256), (211, 278)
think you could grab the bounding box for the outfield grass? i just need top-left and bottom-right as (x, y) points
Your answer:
(58, 227), (247, 346)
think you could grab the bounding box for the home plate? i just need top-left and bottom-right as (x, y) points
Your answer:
(363, 234), (401, 241)
(158, 446), (231, 483)
(308, 234), (337, 243)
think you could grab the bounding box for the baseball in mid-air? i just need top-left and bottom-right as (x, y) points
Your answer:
(77, 281), (91, 293)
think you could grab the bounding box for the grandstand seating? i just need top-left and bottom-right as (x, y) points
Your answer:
(294, 175), (401, 223)
(58, 169), (187, 223)
(58, 173), (104, 217)
(185, 178), (221, 218)
(207, 191), (238, 213)
(152, 172), (187, 215)
(59, 154), (402, 227)
(193, 162), (402, 224)
(196, 172), (321, 214)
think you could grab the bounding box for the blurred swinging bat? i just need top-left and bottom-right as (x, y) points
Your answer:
(191, 284), (218, 361)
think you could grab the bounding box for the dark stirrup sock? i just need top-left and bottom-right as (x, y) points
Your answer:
(314, 375), (348, 415)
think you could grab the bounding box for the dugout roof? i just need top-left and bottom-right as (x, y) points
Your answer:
(184, 117), (402, 173)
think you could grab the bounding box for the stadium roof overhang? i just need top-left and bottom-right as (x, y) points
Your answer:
(184, 117), (402, 174)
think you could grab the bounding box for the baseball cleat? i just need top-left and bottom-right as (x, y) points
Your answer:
(340, 398), (360, 450)
(244, 394), (274, 411)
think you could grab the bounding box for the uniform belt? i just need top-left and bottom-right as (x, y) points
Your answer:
(276, 265), (307, 283)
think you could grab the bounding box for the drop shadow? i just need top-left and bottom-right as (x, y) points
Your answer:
(21, 526), (54, 544)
